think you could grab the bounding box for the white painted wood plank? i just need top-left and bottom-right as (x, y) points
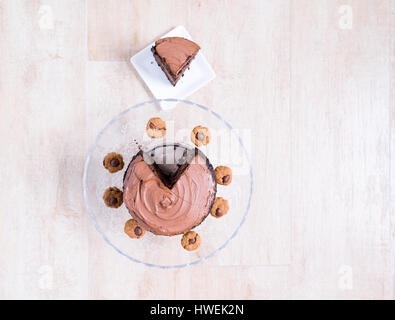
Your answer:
(289, 0), (392, 299)
(87, 0), (190, 61)
(389, 0), (395, 300)
(0, 0), (88, 299)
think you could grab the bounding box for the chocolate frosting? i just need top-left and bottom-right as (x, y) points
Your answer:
(154, 37), (200, 75)
(123, 152), (216, 236)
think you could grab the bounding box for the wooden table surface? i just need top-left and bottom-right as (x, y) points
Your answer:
(0, 0), (394, 299)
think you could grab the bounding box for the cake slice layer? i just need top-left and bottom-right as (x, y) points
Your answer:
(151, 37), (200, 86)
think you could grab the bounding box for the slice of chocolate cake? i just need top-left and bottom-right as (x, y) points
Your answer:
(151, 37), (200, 86)
(142, 144), (198, 189)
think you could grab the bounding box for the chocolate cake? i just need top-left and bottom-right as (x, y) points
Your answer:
(123, 144), (217, 236)
(151, 37), (200, 86)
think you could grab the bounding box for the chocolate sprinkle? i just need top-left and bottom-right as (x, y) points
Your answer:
(216, 208), (222, 216)
(222, 175), (230, 183)
(149, 122), (155, 129)
(196, 132), (204, 141)
(109, 197), (118, 205)
(188, 237), (196, 245)
(134, 227), (142, 236)
(110, 158), (120, 167)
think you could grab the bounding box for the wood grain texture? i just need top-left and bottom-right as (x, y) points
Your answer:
(87, 0), (189, 61)
(0, 0), (393, 299)
(390, 0), (395, 299)
(290, 0), (392, 299)
(0, 0), (88, 299)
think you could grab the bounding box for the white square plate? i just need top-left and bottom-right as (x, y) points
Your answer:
(130, 25), (216, 110)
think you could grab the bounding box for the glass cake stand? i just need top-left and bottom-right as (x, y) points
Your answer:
(83, 99), (253, 268)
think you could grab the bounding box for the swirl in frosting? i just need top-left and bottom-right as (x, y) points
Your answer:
(123, 152), (216, 236)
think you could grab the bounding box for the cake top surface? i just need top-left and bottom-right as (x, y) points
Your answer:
(123, 146), (216, 236)
(154, 37), (200, 75)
